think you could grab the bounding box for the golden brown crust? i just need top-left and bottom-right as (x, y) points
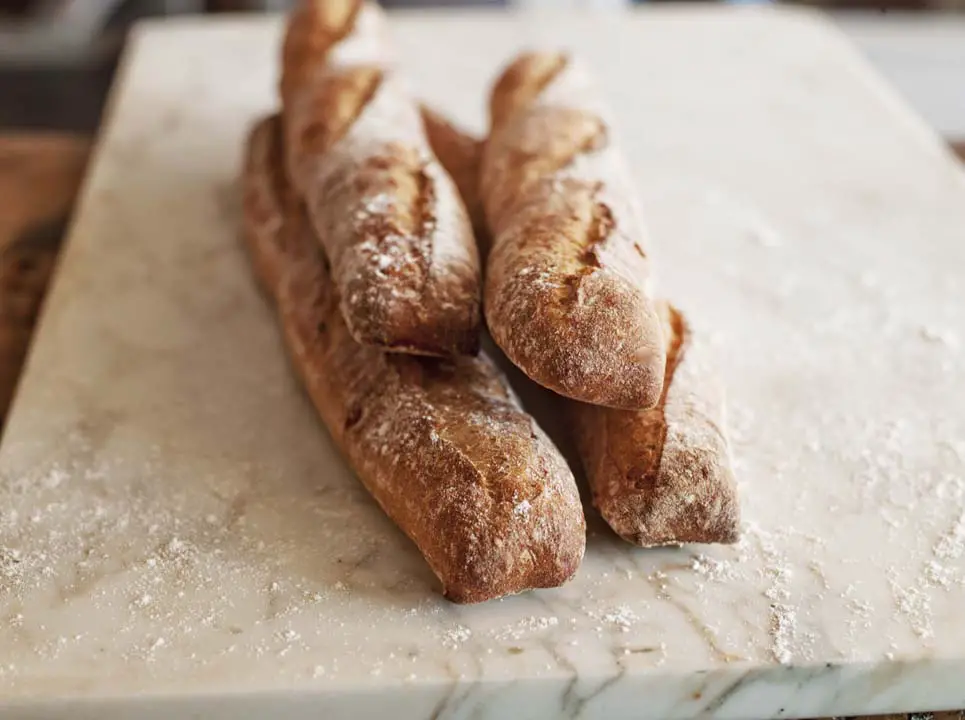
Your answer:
(489, 52), (567, 130)
(288, 66), (383, 172)
(480, 52), (666, 409)
(568, 302), (741, 547)
(281, 2), (482, 357)
(280, 0), (365, 106)
(243, 115), (585, 603)
(416, 105), (739, 546)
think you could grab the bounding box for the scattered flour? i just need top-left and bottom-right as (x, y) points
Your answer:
(440, 625), (472, 650)
(840, 583), (874, 644)
(934, 512), (965, 562)
(743, 523), (799, 664)
(131, 593), (153, 609)
(494, 616), (559, 642)
(890, 578), (934, 640)
(601, 606), (637, 633)
(278, 629), (300, 643)
(42, 468), (69, 490)
(0, 547), (22, 584)
(924, 560), (955, 589)
(889, 510), (965, 639)
(769, 604), (797, 664)
(690, 554), (735, 582)
(512, 499), (532, 517)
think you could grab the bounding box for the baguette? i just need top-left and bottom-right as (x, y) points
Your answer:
(422, 106), (740, 547)
(281, 1), (481, 357)
(568, 302), (740, 546)
(242, 115), (585, 603)
(480, 52), (665, 409)
(280, 0), (390, 114)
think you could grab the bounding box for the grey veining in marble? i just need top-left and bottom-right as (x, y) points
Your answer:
(1, 7), (965, 719)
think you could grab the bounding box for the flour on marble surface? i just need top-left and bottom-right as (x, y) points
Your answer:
(0, 545), (22, 577)
(840, 583), (875, 646)
(934, 512), (965, 562)
(743, 523), (799, 664)
(601, 606), (638, 633)
(890, 576), (934, 640)
(924, 561), (956, 590)
(440, 625), (472, 649)
(0, 447), (376, 673)
(690, 554), (735, 582)
(769, 603), (797, 665)
(887, 508), (965, 640)
(493, 616), (559, 642)
(923, 511), (965, 590)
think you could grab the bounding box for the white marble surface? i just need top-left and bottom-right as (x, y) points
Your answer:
(2, 7), (965, 719)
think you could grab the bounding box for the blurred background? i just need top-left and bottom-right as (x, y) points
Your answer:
(0, 0), (963, 132)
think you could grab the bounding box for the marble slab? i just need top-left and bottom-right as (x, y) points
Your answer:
(2, 7), (965, 719)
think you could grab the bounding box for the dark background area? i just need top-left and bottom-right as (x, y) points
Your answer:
(1, 0), (961, 132)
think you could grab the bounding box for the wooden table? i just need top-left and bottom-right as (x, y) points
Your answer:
(0, 133), (88, 426)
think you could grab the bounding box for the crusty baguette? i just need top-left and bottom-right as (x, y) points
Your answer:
(420, 108), (739, 546)
(568, 302), (740, 547)
(480, 52), (666, 409)
(281, 1), (481, 357)
(242, 115), (585, 603)
(280, 0), (390, 112)
(420, 106), (489, 255)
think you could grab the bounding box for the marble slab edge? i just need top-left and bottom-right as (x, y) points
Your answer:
(4, 655), (965, 719)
